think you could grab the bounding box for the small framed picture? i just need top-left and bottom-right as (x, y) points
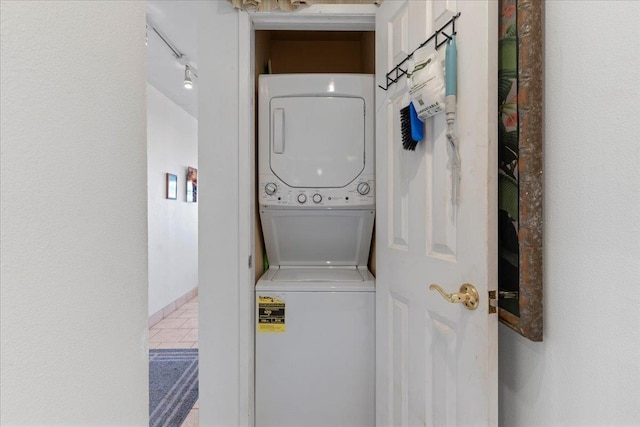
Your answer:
(166, 173), (177, 200)
(186, 167), (197, 203)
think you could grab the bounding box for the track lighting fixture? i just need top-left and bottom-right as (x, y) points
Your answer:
(147, 20), (198, 90)
(184, 65), (193, 89)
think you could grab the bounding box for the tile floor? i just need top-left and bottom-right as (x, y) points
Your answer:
(149, 294), (199, 426)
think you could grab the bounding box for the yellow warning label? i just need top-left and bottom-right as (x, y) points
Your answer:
(258, 296), (286, 333)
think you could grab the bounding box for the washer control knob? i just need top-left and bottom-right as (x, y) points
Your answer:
(357, 182), (371, 195)
(264, 182), (277, 195)
(297, 194), (307, 204)
(312, 194), (322, 204)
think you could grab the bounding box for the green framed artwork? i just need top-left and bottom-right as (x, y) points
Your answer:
(498, 0), (544, 341)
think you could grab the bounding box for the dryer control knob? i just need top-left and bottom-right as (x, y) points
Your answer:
(265, 182), (277, 195)
(313, 194), (322, 204)
(297, 194), (307, 204)
(357, 182), (371, 195)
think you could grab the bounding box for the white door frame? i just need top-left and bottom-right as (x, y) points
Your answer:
(236, 6), (376, 426)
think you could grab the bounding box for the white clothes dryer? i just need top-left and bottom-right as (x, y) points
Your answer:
(258, 74), (375, 209)
(255, 74), (375, 427)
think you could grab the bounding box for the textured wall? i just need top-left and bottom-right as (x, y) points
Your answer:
(147, 83), (198, 316)
(0, 1), (148, 425)
(499, 1), (640, 425)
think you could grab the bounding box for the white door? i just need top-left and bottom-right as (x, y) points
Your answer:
(375, 1), (498, 426)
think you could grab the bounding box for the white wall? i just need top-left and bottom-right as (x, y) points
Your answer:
(499, 2), (640, 426)
(147, 83), (198, 317)
(0, 1), (148, 425)
(198, 2), (251, 426)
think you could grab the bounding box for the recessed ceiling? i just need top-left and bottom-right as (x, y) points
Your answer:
(146, 0), (198, 118)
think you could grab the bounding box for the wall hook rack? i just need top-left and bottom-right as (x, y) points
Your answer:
(379, 12), (461, 91)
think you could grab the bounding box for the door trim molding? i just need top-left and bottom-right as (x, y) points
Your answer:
(249, 4), (376, 31)
(238, 11), (255, 427)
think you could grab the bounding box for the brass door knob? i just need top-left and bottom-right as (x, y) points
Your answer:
(429, 283), (479, 310)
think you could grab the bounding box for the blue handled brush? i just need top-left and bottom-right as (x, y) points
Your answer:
(400, 102), (424, 151)
(409, 102), (424, 142)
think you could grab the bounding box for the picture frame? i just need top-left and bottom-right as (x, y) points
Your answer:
(186, 167), (197, 203)
(166, 173), (178, 200)
(497, 0), (544, 341)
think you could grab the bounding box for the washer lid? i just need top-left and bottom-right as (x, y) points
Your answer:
(272, 267), (365, 282)
(256, 267), (375, 292)
(269, 96), (365, 188)
(260, 208), (375, 267)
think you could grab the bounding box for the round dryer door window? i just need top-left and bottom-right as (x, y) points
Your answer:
(269, 96), (366, 188)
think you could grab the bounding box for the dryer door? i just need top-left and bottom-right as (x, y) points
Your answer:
(269, 96), (365, 188)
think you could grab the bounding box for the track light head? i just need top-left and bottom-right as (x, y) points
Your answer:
(184, 65), (193, 89)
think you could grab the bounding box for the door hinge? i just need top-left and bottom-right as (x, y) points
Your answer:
(248, 255), (253, 268)
(488, 290), (497, 314)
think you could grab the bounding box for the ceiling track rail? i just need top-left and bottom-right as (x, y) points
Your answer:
(146, 20), (198, 76)
(378, 12), (461, 91)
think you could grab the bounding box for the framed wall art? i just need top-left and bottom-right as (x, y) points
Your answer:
(186, 167), (197, 203)
(166, 173), (178, 200)
(498, 0), (544, 341)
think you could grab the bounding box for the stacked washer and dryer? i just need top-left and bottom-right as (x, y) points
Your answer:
(255, 74), (375, 427)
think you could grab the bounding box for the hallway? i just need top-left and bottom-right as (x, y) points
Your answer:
(149, 293), (199, 426)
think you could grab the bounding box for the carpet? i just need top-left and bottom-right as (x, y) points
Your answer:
(149, 348), (199, 427)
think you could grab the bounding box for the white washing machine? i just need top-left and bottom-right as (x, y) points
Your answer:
(255, 74), (375, 427)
